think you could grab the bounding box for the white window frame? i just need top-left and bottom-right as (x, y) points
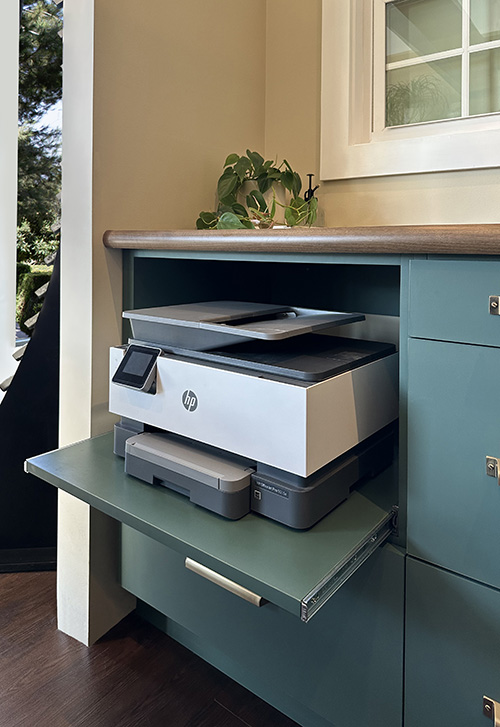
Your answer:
(321, 0), (500, 180)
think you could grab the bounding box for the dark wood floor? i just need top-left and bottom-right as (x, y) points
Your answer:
(0, 572), (299, 727)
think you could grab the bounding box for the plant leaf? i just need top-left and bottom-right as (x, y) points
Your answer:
(217, 172), (238, 202)
(292, 172), (302, 198)
(234, 156), (252, 182)
(285, 206), (299, 226)
(290, 196), (305, 209)
(224, 153), (240, 167)
(216, 212), (247, 229)
(231, 202), (248, 218)
(269, 195), (276, 219)
(246, 189), (267, 212)
(257, 174), (273, 193)
(200, 211), (217, 224)
(281, 170), (294, 193)
(307, 197), (318, 226)
(246, 150), (264, 171)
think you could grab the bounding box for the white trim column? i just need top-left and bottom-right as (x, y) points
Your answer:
(0, 1), (19, 390)
(58, 0), (134, 645)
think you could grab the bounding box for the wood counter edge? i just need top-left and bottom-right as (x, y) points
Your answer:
(103, 225), (500, 255)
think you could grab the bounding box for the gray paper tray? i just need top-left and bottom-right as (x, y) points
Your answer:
(123, 301), (365, 351)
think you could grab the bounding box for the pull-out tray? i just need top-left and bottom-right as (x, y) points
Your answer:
(123, 301), (364, 351)
(26, 433), (396, 622)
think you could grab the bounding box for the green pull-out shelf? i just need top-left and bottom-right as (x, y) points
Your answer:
(26, 432), (395, 621)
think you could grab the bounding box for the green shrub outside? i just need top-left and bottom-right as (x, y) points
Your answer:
(16, 262), (31, 289)
(16, 264), (52, 336)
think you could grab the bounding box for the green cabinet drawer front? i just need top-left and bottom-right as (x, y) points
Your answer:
(408, 338), (500, 587)
(122, 526), (405, 727)
(409, 259), (500, 345)
(406, 558), (500, 727)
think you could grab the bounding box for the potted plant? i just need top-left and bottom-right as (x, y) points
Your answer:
(196, 150), (318, 230)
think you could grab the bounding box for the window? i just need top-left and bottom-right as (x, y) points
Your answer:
(321, 0), (500, 179)
(383, 0), (500, 127)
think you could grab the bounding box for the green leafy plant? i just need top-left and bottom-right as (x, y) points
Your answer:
(196, 150), (318, 230)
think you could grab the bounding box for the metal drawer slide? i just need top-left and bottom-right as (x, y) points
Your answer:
(301, 506), (398, 622)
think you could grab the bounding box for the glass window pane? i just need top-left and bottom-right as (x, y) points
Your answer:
(470, 48), (500, 114)
(470, 0), (500, 44)
(387, 0), (463, 64)
(386, 57), (462, 126)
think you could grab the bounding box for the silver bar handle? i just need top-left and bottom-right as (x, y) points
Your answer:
(185, 558), (263, 607)
(483, 696), (500, 726)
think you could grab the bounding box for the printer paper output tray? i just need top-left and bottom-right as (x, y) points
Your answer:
(26, 432), (397, 622)
(123, 301), (364, 351)
(149, 335), (397, 382)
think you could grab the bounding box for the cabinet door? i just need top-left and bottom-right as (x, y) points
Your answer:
(122, 526), (405, 727)
(406, 557), (500, 727)
(408, 337), (500, 588)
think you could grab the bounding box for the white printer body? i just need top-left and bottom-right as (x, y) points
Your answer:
(109, 345), (398, 478)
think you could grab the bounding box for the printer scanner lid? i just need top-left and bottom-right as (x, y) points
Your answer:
(123, 301), (364, 351)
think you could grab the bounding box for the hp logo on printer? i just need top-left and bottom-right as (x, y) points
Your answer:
(182, 390), (198, 412)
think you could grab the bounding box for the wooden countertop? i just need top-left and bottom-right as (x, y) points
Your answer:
(103, 225), (500, 255)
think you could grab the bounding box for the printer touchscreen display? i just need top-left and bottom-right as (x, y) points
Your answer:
(112, 344), (161, 391)
(123, 351), (154, 376)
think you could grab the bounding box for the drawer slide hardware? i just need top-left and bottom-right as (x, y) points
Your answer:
(300, 506), (398, 623)
(489, 296), (500, 315)
(185, 558), (263, 607)
(486, 457), (500, 485)
(483, 696), (500, 726)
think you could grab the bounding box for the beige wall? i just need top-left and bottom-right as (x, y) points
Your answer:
(90, 0), (267, 434)
(265, 0), (500, 226)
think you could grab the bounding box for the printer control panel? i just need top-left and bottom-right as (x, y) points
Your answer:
(112, 344), (161, 392)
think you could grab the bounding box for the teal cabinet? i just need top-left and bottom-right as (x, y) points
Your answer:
(407, 337), (500, 588)
(28, 247), (500, 726)
(405, 557), (500, 727)
(122, 526), (405, 727)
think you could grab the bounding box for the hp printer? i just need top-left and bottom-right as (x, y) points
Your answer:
(109, 301), (398, 528)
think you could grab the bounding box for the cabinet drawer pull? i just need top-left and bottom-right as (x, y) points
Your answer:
(486, 457), (500, 485)
(185, 558), (263, 607)
(483, 696), (500, 726)
(489, 296), (500, 315)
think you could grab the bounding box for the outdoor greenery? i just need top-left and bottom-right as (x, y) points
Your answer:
(16, 265), (52, 335)
(18, 0), (62, 265)
(196, 151), (318, 230)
